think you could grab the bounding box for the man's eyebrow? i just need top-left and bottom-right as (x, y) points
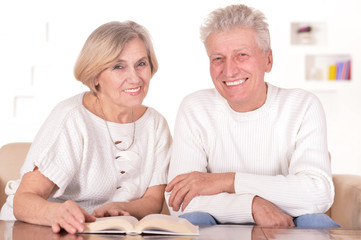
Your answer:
(209, 47), (253, 56)
(209, 52), (223, 57)
(234, 47), (252, 52)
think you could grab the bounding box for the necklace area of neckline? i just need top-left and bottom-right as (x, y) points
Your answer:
(96, 97), (136, 151)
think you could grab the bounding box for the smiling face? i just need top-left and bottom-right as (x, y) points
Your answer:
(95, 37), (151, 111)
(206, 27), (273, 112)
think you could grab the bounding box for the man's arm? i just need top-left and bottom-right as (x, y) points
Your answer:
(166, 172), (294, 226)
(168, 91), (333, 220)
(167, 95), (294, 225)
(166, 171), (235, 211)
(166, 96), (257, 223)
(233, 94), (334, 216)
(252, 196), (295, 227)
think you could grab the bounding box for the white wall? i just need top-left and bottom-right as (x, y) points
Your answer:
(0, 0), (360, 175)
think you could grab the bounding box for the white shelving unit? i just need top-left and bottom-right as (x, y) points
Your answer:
(285, 15), (361, 175)
(305, 54), (352, 81)
(289, 22), (352, 93)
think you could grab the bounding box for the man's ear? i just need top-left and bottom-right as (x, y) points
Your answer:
(265, 49), (273, 73)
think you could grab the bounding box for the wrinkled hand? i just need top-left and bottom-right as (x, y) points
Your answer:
(252, 196), (295, 227)
(13, 220), (86, 240)
(92, 202), (131, 218)
(50, 200), (96, 234)
(165, 171), (235, 211)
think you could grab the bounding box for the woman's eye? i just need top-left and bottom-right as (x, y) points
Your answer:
(137, 61), (148, 67)
(112, 65), (123, 70)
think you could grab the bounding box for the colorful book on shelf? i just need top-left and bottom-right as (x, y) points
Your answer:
(80, 214), (199, 236)
(332, 60), (351, 80)
(328, 64), (337, 80)
(336, 61), (343, 80)
(341, 61), (347, 80)
(345, 60), (351, 80)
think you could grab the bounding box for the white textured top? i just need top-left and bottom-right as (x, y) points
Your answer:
(166, 83), (334, 224)
(0, 93), (172, 220)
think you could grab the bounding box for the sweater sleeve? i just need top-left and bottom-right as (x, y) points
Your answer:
(149, 112), (172, 187)
(20, 101), (84, 197)
(234, 93), (334, 217)
(167, 96), (255, 223)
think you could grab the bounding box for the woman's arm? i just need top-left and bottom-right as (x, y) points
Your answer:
(13, 168), (95, 234)
(92, 184), (166, 219)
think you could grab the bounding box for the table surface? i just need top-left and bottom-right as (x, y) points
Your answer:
(1, 220), (361, 240)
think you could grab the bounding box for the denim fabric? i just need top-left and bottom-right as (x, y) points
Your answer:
(180, 212), (340, 228)
(179, 212), (217, 225)
(293, 213), (340, 228)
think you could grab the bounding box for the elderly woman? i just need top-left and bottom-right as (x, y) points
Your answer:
(0, 21), (171, 234)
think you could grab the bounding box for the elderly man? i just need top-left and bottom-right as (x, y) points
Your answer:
(166, 4), (339, 228)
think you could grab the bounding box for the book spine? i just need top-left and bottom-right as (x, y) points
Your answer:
(328, 64), (337, 80)
(336, 61), (343, 80)
(346, 60), (351, 80)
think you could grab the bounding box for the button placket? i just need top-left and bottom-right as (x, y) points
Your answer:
(114, 151), (125, 190)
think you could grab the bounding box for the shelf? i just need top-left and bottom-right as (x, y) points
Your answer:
(305, 54), (352, 81)
(291, 22), (327, 45)
(288, 21), (354, 95)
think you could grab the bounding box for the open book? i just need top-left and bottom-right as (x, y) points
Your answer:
(81, 214), (199, 235)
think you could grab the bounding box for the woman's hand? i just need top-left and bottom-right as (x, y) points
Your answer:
(92, 202), (131, 218)
(50, 200), (96, 234)
(13, 168), (95, 234)
(93, 185), (166, 219)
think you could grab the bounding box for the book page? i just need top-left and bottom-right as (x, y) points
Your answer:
(134, 214), (199, 235)
(83, 216), (139, 233)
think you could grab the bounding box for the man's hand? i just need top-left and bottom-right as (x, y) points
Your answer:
(252, 196), (295, 227)
(165, 171), (235, 211)
(92, 202), (131, 218)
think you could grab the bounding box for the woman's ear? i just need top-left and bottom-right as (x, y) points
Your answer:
(94, 78), (100, 92)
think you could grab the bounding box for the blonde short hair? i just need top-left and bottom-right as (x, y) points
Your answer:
(74, 21), (158, 92)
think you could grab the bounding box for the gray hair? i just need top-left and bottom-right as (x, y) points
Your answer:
(200, 4), (271, 53)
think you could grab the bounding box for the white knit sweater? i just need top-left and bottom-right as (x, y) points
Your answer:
(167, 83), (334, 224)
(0, 93), (172, 220)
